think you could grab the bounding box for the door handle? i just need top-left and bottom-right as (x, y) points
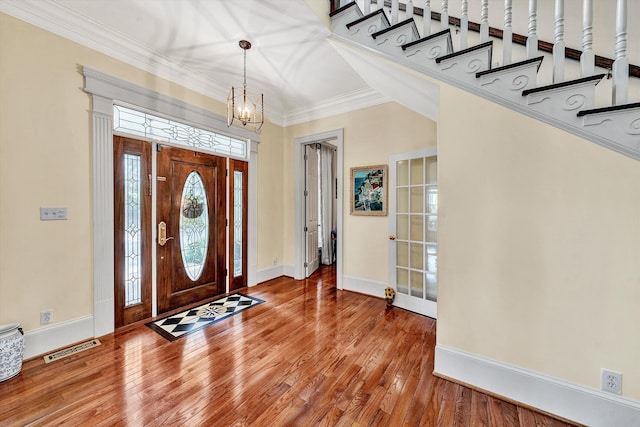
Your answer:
(158, 221), (174, 246)
(389, 235), (396, 240)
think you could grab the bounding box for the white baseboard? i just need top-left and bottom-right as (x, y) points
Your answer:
(23, 315), (94, 360)
(343, 275), (385, 298)
(254, 264), (294, 285)
(434, 344), (640, 427)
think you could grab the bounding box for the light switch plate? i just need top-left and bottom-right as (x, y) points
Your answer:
(40, 207), (67, 221)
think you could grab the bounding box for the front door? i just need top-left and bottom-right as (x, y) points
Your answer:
(157, 146), (226, 314)
(388, 148), (438, 318)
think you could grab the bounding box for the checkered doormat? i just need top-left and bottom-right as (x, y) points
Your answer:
(147, 293), (264, 341)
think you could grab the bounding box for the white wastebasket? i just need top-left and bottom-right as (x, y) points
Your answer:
(0, 323), (25, 382)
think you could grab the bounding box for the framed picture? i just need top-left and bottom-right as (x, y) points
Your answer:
(350, 164), (387, 216)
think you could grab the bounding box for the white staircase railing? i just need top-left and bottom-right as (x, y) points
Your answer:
(330, 0), (640, 160)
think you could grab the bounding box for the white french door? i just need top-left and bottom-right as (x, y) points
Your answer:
(388, 148), (438, 318)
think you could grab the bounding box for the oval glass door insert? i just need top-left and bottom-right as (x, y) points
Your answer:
(180, 171), (209, 281)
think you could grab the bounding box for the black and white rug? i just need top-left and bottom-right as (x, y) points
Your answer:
(147, 293), (264, 341)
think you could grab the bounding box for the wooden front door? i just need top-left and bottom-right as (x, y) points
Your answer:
(114, 136), (153, 328)
(157, 146), (226, 314)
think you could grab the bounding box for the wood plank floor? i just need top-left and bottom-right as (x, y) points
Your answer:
(0, 265), (579, 426)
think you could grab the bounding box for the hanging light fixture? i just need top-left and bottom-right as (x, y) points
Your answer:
(227, 40), (264, 132)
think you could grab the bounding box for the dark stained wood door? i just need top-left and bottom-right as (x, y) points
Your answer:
(113, 136), (152, 328)
(157, 146), (226, 313)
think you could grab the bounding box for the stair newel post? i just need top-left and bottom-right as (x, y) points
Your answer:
(580, 0), (594, 76)
(363, 0), (371, 15)
(612, 0), (629, 105)
(423, 0), (432, 36)
(526, 0), (538, 59)
(391, 0), (399, 24)
(553, 0), (565, 83)
(441, 1), (449, 30)
(406, 0), (414, 21)
(480, 0), (489, 43)
(460, 0), (469, 49)
(503, 0), (513, 66)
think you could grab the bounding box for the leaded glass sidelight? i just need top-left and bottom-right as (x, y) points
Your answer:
(233, 171), (243, 277)
(179, 172), (209, 281)
(124, 154), (142, 306)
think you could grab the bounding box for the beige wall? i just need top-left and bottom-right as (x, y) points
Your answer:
(437, 82), (640, 400)
(283, 103), (438, 281)
(0, 13), (283, 330)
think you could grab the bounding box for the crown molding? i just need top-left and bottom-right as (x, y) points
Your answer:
(281, 87), (389, 127)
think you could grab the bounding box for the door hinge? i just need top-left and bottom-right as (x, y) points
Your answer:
(225, 269), (228, 277)
(304, 154), (308, 161)
(304, 226), (308, 232)
(226, 218), (228, 227)
(304, 262), (308, 268)
(304, 190), (308, 197)
(226, 169), (228, 177)
(148, 174), (153, 196)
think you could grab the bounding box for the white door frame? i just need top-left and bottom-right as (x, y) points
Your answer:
(294, 129), (344, 289)
(84, 67), (259, 337)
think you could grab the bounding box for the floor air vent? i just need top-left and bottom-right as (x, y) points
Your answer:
(43, 339), (101, 364)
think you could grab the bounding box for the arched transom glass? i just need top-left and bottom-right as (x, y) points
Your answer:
(180, 171), (209, 281)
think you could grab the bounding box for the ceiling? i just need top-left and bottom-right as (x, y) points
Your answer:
(0, 0), (391, 126)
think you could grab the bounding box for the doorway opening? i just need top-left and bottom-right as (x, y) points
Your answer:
(294, 129), (344, 289)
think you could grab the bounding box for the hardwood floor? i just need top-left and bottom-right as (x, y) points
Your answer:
(0, 265), (578, 426)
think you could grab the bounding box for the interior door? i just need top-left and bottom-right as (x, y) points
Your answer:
(114, 136), (152, 328)
(305, 144), (320, 277)
(157, 146), (226, 314)
(388, 148), (438, 318)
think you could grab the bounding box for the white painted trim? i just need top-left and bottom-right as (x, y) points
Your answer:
(434, 344), (640, 427)
(247, 141), (259, 286)
(255, 264), (295, 285)
(83, 67), (259, 337)
(23, 316), (94, 360)
(343, 275), (386, 298)
(294, 129), (344, 290)
(282, 88), (389, 127)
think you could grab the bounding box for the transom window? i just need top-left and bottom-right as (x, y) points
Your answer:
(113, 105), (247, 158)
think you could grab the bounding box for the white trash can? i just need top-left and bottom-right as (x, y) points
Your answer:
(0, 323), (25, 382)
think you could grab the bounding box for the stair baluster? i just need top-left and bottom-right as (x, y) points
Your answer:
(580, 0), (594, 76)
(441, 1), (448, 31)
(423, 0), (432, 36)
(613, 0), (629, 105)
(553, 0), (565, 83)
(526, 0), (538, 59)
(406, 0), (414, 20)
(460, 0), (469, 49)
(391, 0), (399, 24)
(363, 0), (371, 15)
(480, 0), (489, 43)
(503, 0), (513, 66)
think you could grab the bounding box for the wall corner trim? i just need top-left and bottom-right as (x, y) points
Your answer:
(434, 344), (640, 427)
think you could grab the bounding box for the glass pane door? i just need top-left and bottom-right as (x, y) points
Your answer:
(389, 148), (437, 318)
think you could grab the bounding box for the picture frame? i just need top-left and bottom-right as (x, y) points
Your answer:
(350, 164), (388, 216)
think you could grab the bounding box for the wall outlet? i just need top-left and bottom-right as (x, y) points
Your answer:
(272, 257), (278, 265)
(601, 369), (622, 394)
(40, 309), (53, 325)
(40, 207), (67, 221)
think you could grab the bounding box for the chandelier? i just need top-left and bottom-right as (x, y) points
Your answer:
(227, 40), (264, 133)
